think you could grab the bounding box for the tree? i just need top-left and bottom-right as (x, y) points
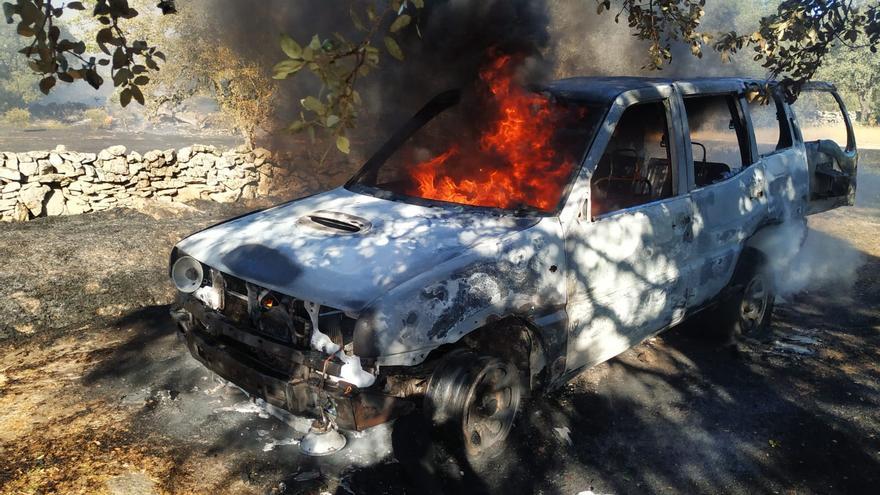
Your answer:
(815, 45), (880, 124)
(0, 23), (40, 110)
(5, 0), (880, 149)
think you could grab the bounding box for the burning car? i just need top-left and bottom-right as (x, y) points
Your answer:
(169, 57), (857, 459)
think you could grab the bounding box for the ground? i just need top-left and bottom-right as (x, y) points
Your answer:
(0, 162), (878, 495)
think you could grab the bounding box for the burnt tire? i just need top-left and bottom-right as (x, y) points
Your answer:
(424, 350), (521, 463)
(707, 249), (775, 343)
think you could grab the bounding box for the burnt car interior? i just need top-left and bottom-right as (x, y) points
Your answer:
(590, 101), (674, 217)
(683, 94), (752, 187)
(792, 89), (858, 202)
(348, 88), (607, 214)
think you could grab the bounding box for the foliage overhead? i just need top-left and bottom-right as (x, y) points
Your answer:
(5, 0), (880, 152)
(271, 0), (425, 155)
(2, 0), (173, 105)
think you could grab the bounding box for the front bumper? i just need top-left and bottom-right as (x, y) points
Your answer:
(172, 302), (412, 431)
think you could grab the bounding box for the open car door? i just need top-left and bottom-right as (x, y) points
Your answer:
(791, 82), (858, 215)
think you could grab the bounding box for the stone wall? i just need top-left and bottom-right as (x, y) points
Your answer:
(0, 144), (283, 222)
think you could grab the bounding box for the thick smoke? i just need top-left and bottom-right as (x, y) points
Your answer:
(206, 0), (774, 150)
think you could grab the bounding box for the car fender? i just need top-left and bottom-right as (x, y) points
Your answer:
(352, 217), (568, 367)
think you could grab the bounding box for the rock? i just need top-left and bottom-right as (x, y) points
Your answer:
(66, 197), (91, 215)
(98, 145), (127, 161)
(0, 198), (16, 211)
(38, 160), (56, 174)
(28, 150), (49, 160)
(3, 154), (18, 171)
(253, 147), (271, 159)
(44, 190), (66, 216)
(30, 174), (74, 186)
(0, 167), (22, 182)
(128, 161), (145, 176)
(177, 185), (209, 202)
(12, 202), (29, 221)
(49, 153), (64, 167)
(102, 156), (129, 175)
(178, 146), (193, 162)
(54, 161), (76, 176)
(209, 189), (240, 203)
(241, 184), (258, 199)
(18, 161), (37, 176)
(2, 181), (21, 193)
(19, 184), (50, 216)
(54, 144), (67, 152)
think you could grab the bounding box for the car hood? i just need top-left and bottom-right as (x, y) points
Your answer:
(175, 187), (538, 312)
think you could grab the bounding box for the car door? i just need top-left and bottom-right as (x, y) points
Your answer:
(563, 88), (695, 371)
(790, 83), (859, 214)
(674, 88), (771, 308)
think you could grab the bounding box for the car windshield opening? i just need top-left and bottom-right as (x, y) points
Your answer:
(348, 59), (605, 213)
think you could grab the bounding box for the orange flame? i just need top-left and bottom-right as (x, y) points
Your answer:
(407, 55), (579, 211)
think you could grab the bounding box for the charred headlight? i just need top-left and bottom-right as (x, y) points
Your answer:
(171, 255), (204, 293)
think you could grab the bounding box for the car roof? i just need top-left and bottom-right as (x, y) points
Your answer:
(542, 76), (769, 103)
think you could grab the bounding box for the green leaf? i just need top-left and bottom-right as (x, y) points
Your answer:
(133, 75), (149, 85)
(325, 115), (340, 127)
(39, 76), (55, 95)
(390, 14), (411, 33)
(67, 2), (85, 10)
(272, 59), (304, 79)
(120, 87), (132, 107)
(131, 84), (145, 105)
(301, 96), (324, 114)
(308, 34), (321, 51)
(287, 120), (306, 133)
(411, 0), (425, 8)
(350, 7), (365, 31)
(280, 34), (302, 59)
(384, 36), (404, 61)
(336, 135), (350, 154)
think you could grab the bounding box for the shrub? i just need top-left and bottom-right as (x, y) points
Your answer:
(83, 108), (112, 130)
(3, 108), (30, 126)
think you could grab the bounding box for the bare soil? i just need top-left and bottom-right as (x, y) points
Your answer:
(0, 165), (878, 494)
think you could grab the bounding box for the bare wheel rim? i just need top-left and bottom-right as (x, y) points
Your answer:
(462, 360), (520, 456)
(740, 275), (769, 333)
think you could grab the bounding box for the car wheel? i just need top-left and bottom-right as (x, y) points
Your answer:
(424, 350), (521, 462)
(706, 249), (775, 342)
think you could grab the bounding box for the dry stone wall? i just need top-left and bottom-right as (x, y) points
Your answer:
(0, 144), (283, 222)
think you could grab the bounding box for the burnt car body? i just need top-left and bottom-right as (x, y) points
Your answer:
(169, 77), (857, 454)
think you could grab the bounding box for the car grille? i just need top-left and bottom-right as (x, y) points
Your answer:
(219, 272), (314, 348)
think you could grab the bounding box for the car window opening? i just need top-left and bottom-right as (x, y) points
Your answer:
(590, 101), (674, 218)
(746, 94), (793, 156)
(683, 94), (751, 187)
(349, 57), (606, 214)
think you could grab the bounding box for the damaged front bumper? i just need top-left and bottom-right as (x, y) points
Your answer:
(171, 301), (413, 431)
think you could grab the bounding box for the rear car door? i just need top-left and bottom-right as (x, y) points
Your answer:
(790, 82), (858, 214)
(674, 87), (770, 308)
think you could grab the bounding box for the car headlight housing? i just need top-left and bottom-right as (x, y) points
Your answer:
(171, 255), (204, 293)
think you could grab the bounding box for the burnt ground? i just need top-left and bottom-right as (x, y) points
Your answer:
(1, 165), (879, 495)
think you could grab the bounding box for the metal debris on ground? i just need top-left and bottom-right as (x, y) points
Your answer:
(769, 328), (822, 357)
(553, 426), (573, 446)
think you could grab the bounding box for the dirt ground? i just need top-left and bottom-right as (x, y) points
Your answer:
(1, 163), (878, 494)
